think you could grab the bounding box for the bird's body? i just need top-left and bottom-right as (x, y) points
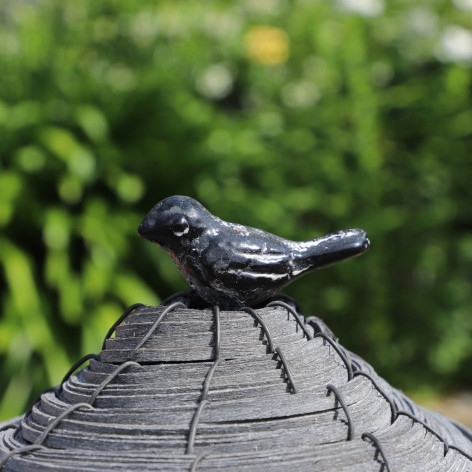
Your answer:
(138, 196), (370, 308)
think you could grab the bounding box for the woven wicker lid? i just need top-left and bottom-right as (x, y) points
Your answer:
(1, 300), (471, 471)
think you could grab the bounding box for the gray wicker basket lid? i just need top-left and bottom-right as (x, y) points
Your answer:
(1, 299), (471, 471)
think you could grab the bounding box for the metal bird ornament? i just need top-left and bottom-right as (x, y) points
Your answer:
(138, 196), (370, 308)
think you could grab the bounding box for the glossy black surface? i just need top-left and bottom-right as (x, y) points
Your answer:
(138, 196), (370, 308)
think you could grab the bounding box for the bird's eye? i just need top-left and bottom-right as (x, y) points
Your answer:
(172, 216), (189, 237)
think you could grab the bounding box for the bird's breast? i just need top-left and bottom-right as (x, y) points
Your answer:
(165, 248), (198, 279)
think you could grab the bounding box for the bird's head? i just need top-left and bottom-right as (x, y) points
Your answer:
(138, 196), (210, 252)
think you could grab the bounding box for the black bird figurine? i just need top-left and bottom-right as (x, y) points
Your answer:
(138, 196), (370, 308)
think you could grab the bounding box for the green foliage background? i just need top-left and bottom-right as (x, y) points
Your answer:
(1, 0), (471, 420)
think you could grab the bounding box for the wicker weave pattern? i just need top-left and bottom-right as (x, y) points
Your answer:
(0, 302), (471, 471)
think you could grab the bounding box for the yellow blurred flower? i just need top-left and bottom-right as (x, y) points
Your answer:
(244, 26), (290, 65)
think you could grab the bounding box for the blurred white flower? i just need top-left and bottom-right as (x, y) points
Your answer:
(337, 0), (384, 17)
(405, 8), (438, 37)
(437, 26), (472, 63)
(282, 81), (320, 108)
(130, 11), (159, 45)
(195, 64), (234, 100)
(203, 11), (242, 39)
(453, 0), (472, 11)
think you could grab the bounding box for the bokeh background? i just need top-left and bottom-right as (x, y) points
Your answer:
(1, 0), (471, 422)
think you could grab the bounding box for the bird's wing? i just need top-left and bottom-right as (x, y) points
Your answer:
(232, 242), (289, 265)
(207, 236), (294, 285)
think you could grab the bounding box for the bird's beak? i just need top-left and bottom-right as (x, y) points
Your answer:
(308, 229), (370, 270)
(138, 214), (158, 242)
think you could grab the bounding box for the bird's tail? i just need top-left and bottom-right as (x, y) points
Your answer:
(295, 229), (370, 275)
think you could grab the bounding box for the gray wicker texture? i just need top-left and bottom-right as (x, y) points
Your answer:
(0, 301), (471, 471)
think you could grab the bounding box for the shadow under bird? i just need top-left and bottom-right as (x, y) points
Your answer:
(138, 196), (370, 308)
